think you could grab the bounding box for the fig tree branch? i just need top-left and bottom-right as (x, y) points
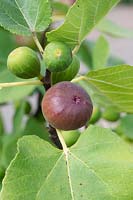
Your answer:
(0, 80), (43, 89)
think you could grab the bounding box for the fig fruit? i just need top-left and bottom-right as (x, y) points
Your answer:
(41, 81), (93, 130)
(43, 41), (72, 72)
(7, 47), (40, 79)
(61, 130), (80, 147)
(89, 106), (101, 124)
(52, 55), (80, 84)
(102, 106), (120, 122)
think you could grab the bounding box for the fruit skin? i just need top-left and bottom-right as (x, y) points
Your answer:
(102, 107), (120, 122)
(43, 41), (72, 72)
(89, 106), (101, 124)
(41, 81), (93, 130)
(52, 55), (80, 84)
(61, 130), (80, 147)
(7, 47), (40, 79)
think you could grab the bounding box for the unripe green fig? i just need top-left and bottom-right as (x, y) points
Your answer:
(43, 41), (72, 72)
(102, 107), (120, 122)
(41, 81), (93, 130)
(52, 55), (80, 84)
(89, 106), (101, 124)
(7, 47), (40, 79)
(61, 130), (80, 147)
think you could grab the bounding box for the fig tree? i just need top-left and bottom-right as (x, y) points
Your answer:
(43, 41), (72, 72)
(7, 47), (40, 79)
(41, 81), (93, 130)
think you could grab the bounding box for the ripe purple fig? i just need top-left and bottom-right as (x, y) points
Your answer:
(41, 81), (93, 130)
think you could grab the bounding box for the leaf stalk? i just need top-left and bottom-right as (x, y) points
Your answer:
(0, 80), (43, 89)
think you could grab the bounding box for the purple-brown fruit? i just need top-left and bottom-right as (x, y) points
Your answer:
(41, 82), (93, 131)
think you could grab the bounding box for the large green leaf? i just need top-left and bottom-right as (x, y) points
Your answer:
(97, 18), (133, 38)
(0, 69), (35, 103)
(47, 0), (120, 49)
(77, 65), (133, 113)
(1, 126), (133, 199)
(92, 35), (110, 69)
(0, 0), (52, 35)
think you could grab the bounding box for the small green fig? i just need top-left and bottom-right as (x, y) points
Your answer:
(89, 106), (101, 124)
(43, 41), (72, 72)
(7, 47), (40, 79)
(52, 55), (80, 84)
(61, 130), (80, 147)
(102, 107), (120, 122)
(41, 81), (93, 130)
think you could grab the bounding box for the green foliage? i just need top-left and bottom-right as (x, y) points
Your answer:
(47, 0), (120, 49)
(43, 41), (72, 72)
(0, 117), (51, 170)
(7, 47), (41, 79)
(0, 115), (4, 136)
(0, 0), (52, 35)
(0, 0), (133, 198)
(0, 69), (35, 103)
(0, 29), (36, 103)
(1, 126), (133, 199)
(0, 28), (17, 65)
(77, 40), (94, 69)
(92, 35), (110, 70)
(79, 65), (133, 113)
(24, 101), (32, 115)
(52, 55), (80, 84)
(52, 2), (69, 14)
(97, 18), (133, 38)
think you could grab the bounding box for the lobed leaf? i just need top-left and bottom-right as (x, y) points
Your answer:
(1, 126), (133, 199)
(79, 65), (133, 113)
(47, 0), (120, 49)
(0, 0), (52, 35)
